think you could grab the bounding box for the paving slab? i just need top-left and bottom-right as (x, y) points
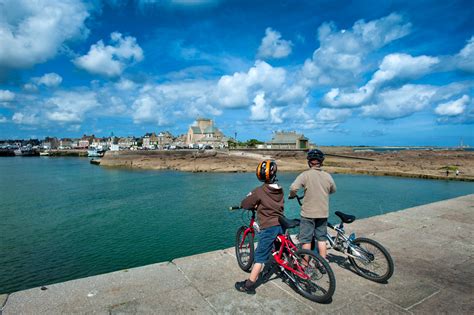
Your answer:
(2, 194), (474, 314)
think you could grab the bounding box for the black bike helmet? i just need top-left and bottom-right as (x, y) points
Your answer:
(256, 160), (277, 183)
(307, 149), (325, 163)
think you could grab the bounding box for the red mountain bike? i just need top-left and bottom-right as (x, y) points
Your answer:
(231, 206), (336, 303)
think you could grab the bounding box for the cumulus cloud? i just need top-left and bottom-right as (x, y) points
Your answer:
(249, 92), (269, 121)
(45, 91), (100, 123)
(0, 90), (15, 102)
(115, 78), (137, 91)
(0, 115), (7, 123)
(323, 53), (439, 107)
(302, 13), (411, 87)
(257, 28), (293, 59)
(215, 60), (286, 108)
(33, 73), (63, 87)
(23, 83), (39, 93)
(132, 80), (221, 125)
(316, 108), (352, 123)
(0, 0), (89, 69)
(435, 95), (469, 116)
(361, 84), (437, 119)
(456, 36), (474, 72)
(12, 112), (40, 125)
(74, 32), (144, 77)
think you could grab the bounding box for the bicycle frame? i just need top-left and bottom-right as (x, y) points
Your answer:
(236, 208), (310, 280)
(272, 234), (310, 280)
(325, 221), (373, 263)
(291, 194), (372, 263)
(238, 210), (256, 250)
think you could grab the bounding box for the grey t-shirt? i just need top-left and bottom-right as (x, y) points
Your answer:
(289, 167), (336, 218)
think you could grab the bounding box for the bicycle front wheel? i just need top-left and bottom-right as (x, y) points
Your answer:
(348, 237), (394, 283)
(235, 226), (254, 272)
(293, 249), (336, 303)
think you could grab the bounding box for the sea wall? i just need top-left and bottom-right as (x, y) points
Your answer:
(100, 149), (307, 172)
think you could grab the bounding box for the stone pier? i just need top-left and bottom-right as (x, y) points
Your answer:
(1, 194), (473, 314)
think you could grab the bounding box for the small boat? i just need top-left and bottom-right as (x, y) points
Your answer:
(90, 159), (101, 165)
(39, 151), (50, 156)
(87, 148), (105, 157)
(14, 147), (39, 156)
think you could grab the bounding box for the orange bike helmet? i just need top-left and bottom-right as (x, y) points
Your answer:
(256, 160), (277, 183)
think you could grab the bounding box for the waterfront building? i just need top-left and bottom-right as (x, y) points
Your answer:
(59, 138), (73, 149)
(265, 131), (309, 150)
(91, 137), (109, 150)
(118, 137), (139, 149)
(186, 118), (226, 147)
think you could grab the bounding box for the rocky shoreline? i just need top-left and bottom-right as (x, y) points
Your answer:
(99, 148), (474, 182)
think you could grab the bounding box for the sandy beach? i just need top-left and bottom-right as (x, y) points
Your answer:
(98, 148), (474, 181)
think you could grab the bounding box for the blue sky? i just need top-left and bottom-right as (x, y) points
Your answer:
(0, 0), (473, 146)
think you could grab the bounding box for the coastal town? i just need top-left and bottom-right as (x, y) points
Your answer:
(0, 118), (311, 157)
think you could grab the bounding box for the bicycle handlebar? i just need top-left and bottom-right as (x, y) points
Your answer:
(289, 194), (304, 206)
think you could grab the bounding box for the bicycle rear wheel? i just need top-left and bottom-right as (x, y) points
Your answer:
(235, 226), (254, 272)
(348, 237), (394, 283)
(292, 249), (336, 303)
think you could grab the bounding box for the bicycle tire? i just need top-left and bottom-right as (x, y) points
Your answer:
(235, 226), (254, 272)
(292, 249), (336, 303)
(348, 237), (394, 283)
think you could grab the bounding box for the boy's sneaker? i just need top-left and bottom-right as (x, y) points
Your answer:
(235, 280), (256, 294)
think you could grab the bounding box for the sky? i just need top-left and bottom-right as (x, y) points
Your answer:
(0, 0), (473, 146)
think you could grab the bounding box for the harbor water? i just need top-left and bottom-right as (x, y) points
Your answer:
(1, 157), (473, 294)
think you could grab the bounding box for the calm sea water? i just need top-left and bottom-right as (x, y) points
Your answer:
(1, 157), (473, 294)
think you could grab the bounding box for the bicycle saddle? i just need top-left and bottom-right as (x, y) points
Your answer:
(335, 211), (356, 224)
(279, 217), (300, 230)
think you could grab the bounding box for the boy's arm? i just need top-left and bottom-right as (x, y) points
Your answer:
(240, 187), (261, 210)
(289, 173), (305, 198)
(329, 175), (336, 194)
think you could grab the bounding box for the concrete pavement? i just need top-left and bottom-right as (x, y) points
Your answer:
(2, 194), (473, 314)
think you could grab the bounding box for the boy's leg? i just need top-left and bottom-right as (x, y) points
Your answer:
(249, 263), (263, 282)
(235, 226), (282, 293)
(314, 218), (328, 259)
(317, 241), (327, 259)
(299, 217), (315, 250)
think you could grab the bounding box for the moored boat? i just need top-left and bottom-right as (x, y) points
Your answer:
(87, 148), (105, 157)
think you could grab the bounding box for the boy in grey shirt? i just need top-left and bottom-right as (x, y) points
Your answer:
(289, 149), (336, 259)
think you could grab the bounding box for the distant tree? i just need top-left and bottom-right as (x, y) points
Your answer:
(246, 139), (264, 148)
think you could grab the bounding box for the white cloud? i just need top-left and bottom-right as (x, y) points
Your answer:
(316, 108), (352, 123)
(0, 0), (89, 69)
(0, 115), (7, 123)
(323, 53), (439, 107)
(45, 91), (100, 123)
(115, 78), (137, 91)
(456, 36), (474, 72)
(23, 83), (39, 93)
(215, 60), (286, 108)
(270, 107), (283, 124)
(257, 27), (293, 59)
(33, 72), (63, 87)
(74, 32), (144, 77)
(12, 112), (40, 125)
(435, 95), (469, 116)
(302, 13), (411, 87)
(249, 92), (269, 121)
(361, 84), (437, 119)
(0, 90), (15, 101)
(132, 80), (221, 125)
